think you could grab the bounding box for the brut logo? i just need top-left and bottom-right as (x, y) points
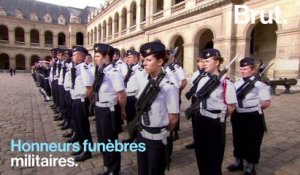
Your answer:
(234, 5), (287, 24)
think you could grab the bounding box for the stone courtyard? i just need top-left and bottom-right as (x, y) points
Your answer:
(0, 73), (299, 175)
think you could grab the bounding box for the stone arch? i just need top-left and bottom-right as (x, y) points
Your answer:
(154, 0), (164, 13)
(0, 25), (9, 41)
(247, 21), (278, 76)
(15, 54), (26, 70)
(15, 27), (24, 43)
(140, 0), (146, 22)
(169, 35), (185, 66)
(121, 8), (127, 30)
(58, 32), (66, 46)
(130, 1), (137, 26)
(243, 14), (282, 39)
(114, 13), (119, 34)
(94, 26), (97, 43)
(76, 32), (84, 45)
(91, 29), (94, 44)
(172, 0), (185, 5)
(0, 53), (9, 69)
(194, 28), (215, 54)
(30, 55), (40, 66)
(30, 29), (39, 44)
(87, 32), (90, 46)
(45, 31), (53, 45)
(108, 17), (113, 37)
(98, 24), (102, 41)
(103, 21), (107, 39)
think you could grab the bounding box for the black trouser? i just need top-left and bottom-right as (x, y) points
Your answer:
(39, 75), (44, 89)
(231, 110), (265, 164)
(72, 99), (93, 151)
(136, 133), (166, 175)
(174, 91), (182, 132)
(193, 113), (225, 175)
(125, 96), (137, 124)
(44, 78), (51, 97)
(51, 80), (59, 107)
(64, 90), (72, 123)
(95, 104), (121, 173)
(58, 85), (65, 114)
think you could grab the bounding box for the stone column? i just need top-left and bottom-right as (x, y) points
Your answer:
(40, 32), (45, 48)
(9, 55), (15, 69)
(8, 30), (15, 45)
(164, 0), (172, 17)
(119, 14), (122, 34)
(136, 0), (141, 30)
(53, 34), (58, 48)
(112, 20), (115, 40)
(127, 10), (131, 33)
(183, 43), (196, 75)
(25, 31), (30, 47)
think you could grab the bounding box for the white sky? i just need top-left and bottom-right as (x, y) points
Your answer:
(35, 0), (106, 9)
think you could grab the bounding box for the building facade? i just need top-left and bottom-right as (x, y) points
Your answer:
(0, 0), (300, 79)
(0, 0), (94, 71)
(86, 0), (300, 78)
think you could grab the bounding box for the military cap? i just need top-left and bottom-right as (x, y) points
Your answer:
(94, 43), (115, 55)
(114, 48), (120, 54)
(201, 48), (221, 59)
(140, 42), (165, 58)
(126, 50), (139, 57)
(64, 49), (72, 57)
(240, 57), (255, 67)
(51, 48), (58, 54)
(72, 46), (88, 55)
(57, 48), (66, 54)
(199, 52), (204, 59)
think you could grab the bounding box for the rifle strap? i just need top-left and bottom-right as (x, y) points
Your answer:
(222, 78), (228, 105)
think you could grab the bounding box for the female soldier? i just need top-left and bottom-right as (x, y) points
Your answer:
(93, 43), (127, 175)
(185, 53), (206, 149)
(193, 48), (237, 175)
(227, 57), (271, 175)
(136, 42), (179, 175)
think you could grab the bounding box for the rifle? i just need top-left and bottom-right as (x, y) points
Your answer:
(92, 65), (105, 101)
(185, 69), (206, 100)
(236, 63), (273, 107)
(70, 63), (76, 89)
(127, 71), (166, 139)
(185, 53), (240, 119)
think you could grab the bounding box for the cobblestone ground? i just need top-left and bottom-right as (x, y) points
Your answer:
(0, 73), (300, 175)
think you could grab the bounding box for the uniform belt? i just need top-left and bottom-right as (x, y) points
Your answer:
(141, 125), (167, 134)
(95, 101), (117, 108)
(127, 91), (137, 96)
(72, 96), (87, 102)
(236, 106), (262, 114)
(140, 127), (169, 145)
(200, 109), (226, 122)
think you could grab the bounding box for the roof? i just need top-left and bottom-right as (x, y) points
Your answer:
(0, 0), (96, 24)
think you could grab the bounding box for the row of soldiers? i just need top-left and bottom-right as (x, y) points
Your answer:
(32, 42), (271, 175)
